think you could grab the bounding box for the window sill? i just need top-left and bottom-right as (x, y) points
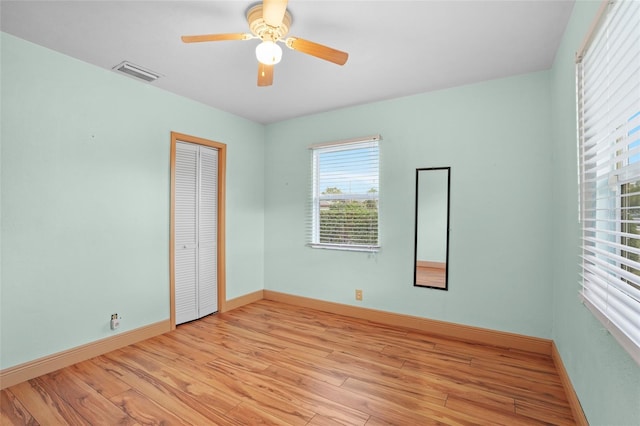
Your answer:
(307, 243), (380, 253)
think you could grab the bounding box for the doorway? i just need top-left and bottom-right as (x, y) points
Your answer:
(170, 132), (226, 328)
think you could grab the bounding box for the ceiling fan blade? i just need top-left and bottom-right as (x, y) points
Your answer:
(181, 33), (250, 43)
(258, 63), (274, 87)
(262, 0), (288, 28)
(286, 37), (349, 65)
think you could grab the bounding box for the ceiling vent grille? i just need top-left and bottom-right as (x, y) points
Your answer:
(112, 61), (160, 82)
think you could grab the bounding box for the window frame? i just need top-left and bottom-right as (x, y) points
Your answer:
(308, 136), (380, 252)
(576, 0), (640, 365)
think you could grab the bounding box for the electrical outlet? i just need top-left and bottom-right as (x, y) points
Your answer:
(110, 313), (120, 330)
(355, 289), (363, 301)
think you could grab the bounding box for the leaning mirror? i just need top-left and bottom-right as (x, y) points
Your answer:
(414, 167), (450, 290)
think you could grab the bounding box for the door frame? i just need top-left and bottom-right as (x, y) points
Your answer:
(170, 131), (227, 329)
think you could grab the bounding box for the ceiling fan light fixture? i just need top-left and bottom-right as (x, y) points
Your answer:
(255, 41), (282, 65)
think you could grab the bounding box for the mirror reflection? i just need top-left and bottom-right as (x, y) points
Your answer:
(414, 167), (450, 290)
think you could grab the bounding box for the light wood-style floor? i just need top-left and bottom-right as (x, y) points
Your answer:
(1, 300), (575, 425)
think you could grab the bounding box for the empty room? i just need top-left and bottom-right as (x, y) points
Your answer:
(1, 0), (639, 425)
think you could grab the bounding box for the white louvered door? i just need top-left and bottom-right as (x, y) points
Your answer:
(175, 143), (198, 324)
(175, 142), (218, 325)
(197, 147), (218, 317)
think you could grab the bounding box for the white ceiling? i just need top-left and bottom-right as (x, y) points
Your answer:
(1, 0), (575, 124)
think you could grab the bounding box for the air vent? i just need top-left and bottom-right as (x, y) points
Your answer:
(112, 61), (160, 82)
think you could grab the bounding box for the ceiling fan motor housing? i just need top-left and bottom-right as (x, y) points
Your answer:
(247, 4), (292, 42)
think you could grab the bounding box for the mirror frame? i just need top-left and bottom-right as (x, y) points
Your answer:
(413, 167), (451, 290)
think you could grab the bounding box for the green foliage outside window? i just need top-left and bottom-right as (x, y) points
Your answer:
(319, 187), (378, 246)
(621, 181), (640, 291)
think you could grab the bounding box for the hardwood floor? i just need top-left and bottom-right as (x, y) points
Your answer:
(1, 300), (575, 425)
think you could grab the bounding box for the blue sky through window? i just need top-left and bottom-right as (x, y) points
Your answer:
(318, 146), (379, 195)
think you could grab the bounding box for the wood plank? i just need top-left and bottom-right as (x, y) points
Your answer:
(470, 356), (563, 385)
(10, 378), (85, 425)
(226, 401), (295, 426)
(445, 395), (546, 426)
(109, 389), (190, 425)
(94, 354), (235, 425)
(37, 369), (135, 425)
(68, 358), (131, 399)
(402, 358), (570, 408)
(254, 347), (350, 387)
(204, 360), (316, 425)
(0, 388), (38, 425)
(381, 341), (473, 366)
(208, 359), (371, 426)
(220, 350), (371, 424)
(516, 399), (576, 425)
(269, 327), (391, 361)
(308, 413), (356, 426)
(259, 364), (465, 425)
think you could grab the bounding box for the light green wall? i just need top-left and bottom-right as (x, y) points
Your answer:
(264, 71), (554, 338)
(0, 33), (265, 369)
(549, 1), (640, 424)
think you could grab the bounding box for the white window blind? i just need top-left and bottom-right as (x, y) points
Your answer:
(308, 136), (380, 252)
(577, 0), (640, 365)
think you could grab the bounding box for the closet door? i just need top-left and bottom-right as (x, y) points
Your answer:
(175, 142), (199, 324)
(197, 146), (218, 317)
(174, 142), (218, 325)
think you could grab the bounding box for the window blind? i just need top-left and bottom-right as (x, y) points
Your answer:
(577, 0), (640, 365)
(308, 136), (380, 252)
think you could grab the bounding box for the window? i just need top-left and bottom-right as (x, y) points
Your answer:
(577, 0), (640, 365)
(308, 136), (380, 252)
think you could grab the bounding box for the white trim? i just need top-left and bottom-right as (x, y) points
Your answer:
(308, 134), (381, 150)
(581, 296), (640, 366)
(575, 0), (610, 64)
(307, 243), (380, 253)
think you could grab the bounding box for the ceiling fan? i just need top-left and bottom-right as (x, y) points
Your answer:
(181, 0), (349, 87)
